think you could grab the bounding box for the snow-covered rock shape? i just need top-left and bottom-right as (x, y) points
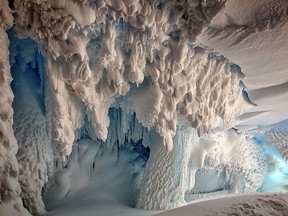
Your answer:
(14, 0), (247, 159)
(0, 1), (31, 215)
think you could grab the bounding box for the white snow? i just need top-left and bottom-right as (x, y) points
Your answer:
(0, 1), (31, 215)
(0, 0), (288, 216)
(156, 193), (288, 216)
(197, 0), (288, 128)
(14, 0), (246, 159)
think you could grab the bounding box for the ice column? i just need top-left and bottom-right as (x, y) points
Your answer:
(137, 127), (196, 210)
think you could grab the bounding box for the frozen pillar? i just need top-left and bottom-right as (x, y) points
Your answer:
(137, 127), (196, 210)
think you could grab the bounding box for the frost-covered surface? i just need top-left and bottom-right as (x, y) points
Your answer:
(266, 120), (288, 161)
(1, 0), (288, 215)
(43, 108), (151, 210)
(14, 0), (247, 159)
(197, 0), (288, 128)
(0, 1), (31, 215)
(190, 130), (267, 194)
(9, 33), (54, 215)
(9, 0), (252, 212)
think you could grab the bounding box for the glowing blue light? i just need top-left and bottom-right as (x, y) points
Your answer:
(255, 135), (288, 193)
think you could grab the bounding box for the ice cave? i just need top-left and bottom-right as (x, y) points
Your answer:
(0, 0), (288, 215)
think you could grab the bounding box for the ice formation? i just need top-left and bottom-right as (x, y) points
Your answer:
(0, 0), (287, 215)
(13, 0), (247, 158)
(0, 1), (31, 215)
(9, 33), (54, 215)
(43, 108), (151, 210)
(267, 120), (288, 161)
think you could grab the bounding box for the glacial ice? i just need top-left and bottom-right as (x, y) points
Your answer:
(0, 0), (288, 216)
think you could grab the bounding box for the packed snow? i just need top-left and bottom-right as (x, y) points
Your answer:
(156, 193), (288, 216)
(0, 0), (288, 216)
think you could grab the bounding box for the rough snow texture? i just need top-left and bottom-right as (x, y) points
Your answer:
(14, 0), (247, 159)
(137, 128), (267, 210)
(0, 1), (31, 215)
(197, 0), (288, 128)
(217, 194), (288, 216)
(138, 127), (267, 209)
(137, 127), (195, 210)
(266, 120), (288, 161)
(242, 120), (288, 162)
(157, 194), (288, 216)
(44, 108), (151, 210)
(203, 130), (267, 193)
(9, 34), (54, 215)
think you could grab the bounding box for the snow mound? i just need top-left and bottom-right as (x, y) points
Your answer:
(156, 193), (288, 216)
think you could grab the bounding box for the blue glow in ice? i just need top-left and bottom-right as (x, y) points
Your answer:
(254, 135), (288, 192)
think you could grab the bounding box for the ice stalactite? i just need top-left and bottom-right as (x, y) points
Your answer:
(43, 108), (151, 209)
(0, 1), (30, 215)
(138, 128), (266, 210)
(9, 32), (54, 215)
(13, 0), (242, 160)
(11, 0), (251, 211)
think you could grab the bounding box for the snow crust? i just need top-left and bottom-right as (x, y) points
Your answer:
(157, 193), (288, 216)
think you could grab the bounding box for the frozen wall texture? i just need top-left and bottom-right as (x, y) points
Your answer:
(0, 0), (274, 215)
(43, 108), (152, 210)
(13, 0), (246, 158)
(9, 33), (54, 215)
(0, 1), (30, 215)
(10, 0), (250, 211)
(267, 120), (288, 161)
